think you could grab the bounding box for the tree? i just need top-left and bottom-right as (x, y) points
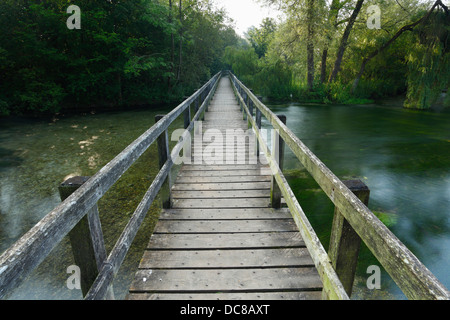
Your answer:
(351, 0), (448, 94)
(320, 0), (344, 84)
(246, 17), (277, 58)
(328, 0), (365, 84)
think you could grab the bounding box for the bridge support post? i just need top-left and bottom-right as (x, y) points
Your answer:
(155, 115), (172, 209)
(184, 105), (191, 129)
(255, 108), (262, 158)
(58, 176), (114, 299)
(247, 95), (253, 129)
(325, 179), (369, 299)
(270, 114), (286, 208)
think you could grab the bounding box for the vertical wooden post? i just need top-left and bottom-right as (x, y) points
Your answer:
(248, 97), (253, 129)
(183, 105), (191, 129)
(270, 115), (286, 208)
(255, 108), (262, 158)
(58, 176), (114, 299)
(243, 92), (247, 120)
(195, 94), (200, 115)
(327, 179), (369, 298)
(155, 115), (172, 209)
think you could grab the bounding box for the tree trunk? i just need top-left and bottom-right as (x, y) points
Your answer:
(168, 0), (174, 90)
(177, 0), (182, 82)
(306, 0), (315, 90)
(320, 0), (341, 84)
(320, 48), (328, 84)
(328, 0), (365, 84)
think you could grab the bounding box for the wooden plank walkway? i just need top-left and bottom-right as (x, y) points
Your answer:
(127, 76), (323, 300)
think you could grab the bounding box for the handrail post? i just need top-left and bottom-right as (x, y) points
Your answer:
(270, 114), (286, 208)
(241, 90), (248, 120)
(155, 115), (172, 209)
(325, 179), (369, 298)
(184, 104), (191, 129)
(248, 95), (253, 129)
(58, 176), (114, 299)
(255, 108), (262, 158)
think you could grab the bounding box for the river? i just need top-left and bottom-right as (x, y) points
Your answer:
(0, 101), (449, 299)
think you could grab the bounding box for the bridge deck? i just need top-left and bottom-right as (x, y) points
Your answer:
(127, 77), (323, 300)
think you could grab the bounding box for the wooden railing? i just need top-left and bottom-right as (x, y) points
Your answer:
(0, 72), (222, 300)
(228, 71), (450, 300)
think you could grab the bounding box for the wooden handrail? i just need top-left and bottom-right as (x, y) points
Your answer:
(0, 72), (221, 300)
(84, 72), (222, 300)
(229, 75), (349, 300)
(229, 72), (450, 300)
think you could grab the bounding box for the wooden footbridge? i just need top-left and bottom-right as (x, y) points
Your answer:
(0, 72), (449, 300)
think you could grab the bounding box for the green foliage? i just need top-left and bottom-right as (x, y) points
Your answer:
(246, 17), (277, 58)
(228, 0), (447, 109)
(0, 0), (238, 116)
(404, 11), (449, 109)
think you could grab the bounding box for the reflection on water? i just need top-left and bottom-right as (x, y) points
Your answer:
(265, 102), (450, 299)
(0, 102), (449, 300)
(0, 107), (180, 299)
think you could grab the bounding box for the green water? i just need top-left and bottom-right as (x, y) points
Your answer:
(0, 106), (184, 299)
(0, 101), (449, 299)
(263, 101), (450, 299)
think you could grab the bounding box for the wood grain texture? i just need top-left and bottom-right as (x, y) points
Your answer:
(127, 76), (323, 300)
(230, 72), (450, 300)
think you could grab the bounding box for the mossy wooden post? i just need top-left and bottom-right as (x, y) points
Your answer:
(155, 115), (172, 209)
(326, 179), (370, 298)
(206, 82), (212, 112)
(58, 176), (113, 299)
(248, 95), (253, 129)
(256, 108), (262, 158)
(195, 92), (200, 114)
(184, 104), (191, 129)
(270, 115), (286, 208)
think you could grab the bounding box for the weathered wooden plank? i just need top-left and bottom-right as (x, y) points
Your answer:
(270, 114), (286, 208)
(327, 179), (369, 298)
(172, 182), (270, 191)
(129, 268), (322, 292)
(180, 164), (269, 171)
(155, 115), (172, 209)
(175, 175), (271, 184)
(231, 73), (450, 300)
(0, 73), (222, 300)
(231, 75), (349, 300)
(172, 190), (269, 199)
(139, 248), (314, 269)
(58, 176), (113, 299)
(127, 291), (322, 300)
(86, 76), (223, 300)
(172, 198), (270, 209)
(177, 169), (272, 177)
(146, 232), (305, 250)
(153, 219), (297, 233)
(159, 208), (292, 220)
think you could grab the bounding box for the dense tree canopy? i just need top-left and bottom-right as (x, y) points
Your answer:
(0, 0), (447, 115)
(224, 0), (449, 109)
(0, 0), (238, 116)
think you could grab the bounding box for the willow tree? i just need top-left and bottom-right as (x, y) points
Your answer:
(404, 7), (449, 109)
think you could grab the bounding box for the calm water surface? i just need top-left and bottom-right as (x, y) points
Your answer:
(0, 101), (449, 299)
(0, 106), (182, 299)
(264, 102), (450, 299)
